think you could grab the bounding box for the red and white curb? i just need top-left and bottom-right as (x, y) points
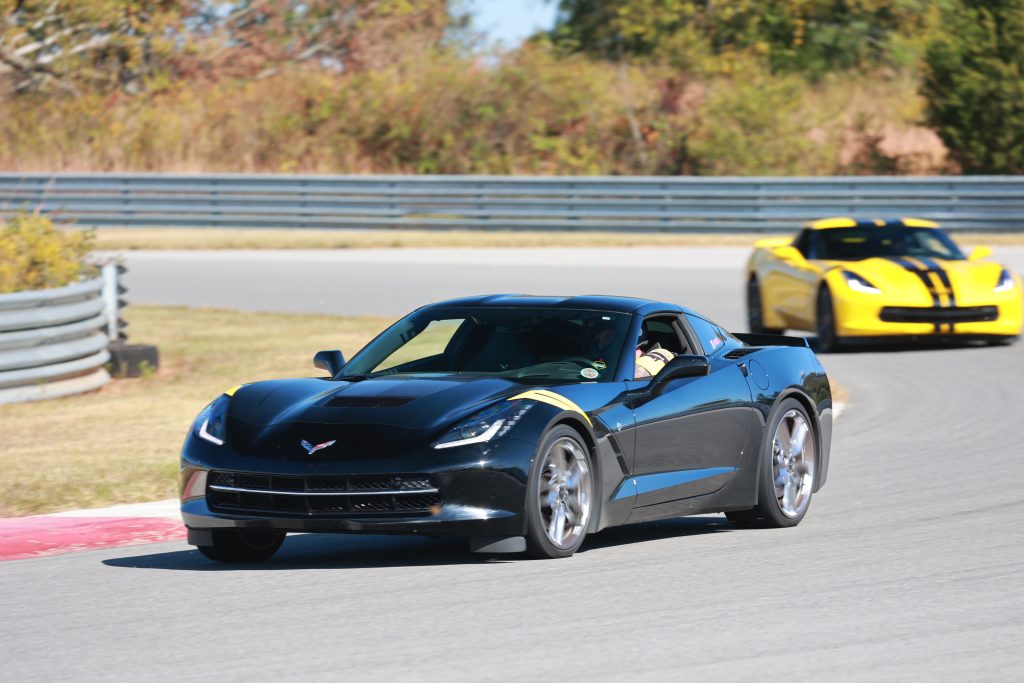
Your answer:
(1, 402), (847, 562)
(0, 499), (183, 562)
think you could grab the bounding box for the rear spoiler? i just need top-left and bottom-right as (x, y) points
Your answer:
(732, 332), (810, 349)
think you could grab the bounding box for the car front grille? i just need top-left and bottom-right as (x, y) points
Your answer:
(206, 470), (440, 517)
(879, 306), (998, 324)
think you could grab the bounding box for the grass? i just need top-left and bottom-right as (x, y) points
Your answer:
(0, 306), (389, 517)
(91, 228), (786, 250)
(88, 228), (1024, 251)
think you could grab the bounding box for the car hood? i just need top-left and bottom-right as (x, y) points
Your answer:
(224, 374), (528, 461)
(823, 256), (1005, 304)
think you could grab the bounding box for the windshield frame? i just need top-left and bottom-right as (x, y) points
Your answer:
(339, 306), (637, 384)
(807, 225), (966, 262)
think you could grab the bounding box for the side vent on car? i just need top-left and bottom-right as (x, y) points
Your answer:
(724, 347), (762, 359)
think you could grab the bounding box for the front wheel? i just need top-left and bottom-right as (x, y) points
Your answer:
(815, 286), (841, 352)
(726, 398), (817, 529)
(525, 426), (594, 559)
(196, 528), (285, 563)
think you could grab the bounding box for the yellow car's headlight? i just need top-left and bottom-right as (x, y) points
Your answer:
(995, 268), (1014, 293)
(841, 270), (882, 294)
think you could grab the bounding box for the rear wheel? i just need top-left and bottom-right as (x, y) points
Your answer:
(525, 426), (594, 559)
(196, 528), (285, 563)
(815, 286), (841, 352)
(747, 276), (784, 335)
(726, 398), (817, 529)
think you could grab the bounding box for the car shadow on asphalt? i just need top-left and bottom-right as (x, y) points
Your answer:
(810, 336), (1012, 354)
(102, 516), (734, 571)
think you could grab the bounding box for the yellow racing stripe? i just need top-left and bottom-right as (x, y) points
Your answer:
(508, 389), (593, 427)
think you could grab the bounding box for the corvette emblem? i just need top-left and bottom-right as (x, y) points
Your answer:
(300, 439), (336, 455)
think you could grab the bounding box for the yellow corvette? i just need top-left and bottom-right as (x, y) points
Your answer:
(746, 218), (1022, 350)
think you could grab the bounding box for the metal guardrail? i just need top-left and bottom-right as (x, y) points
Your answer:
(0, 266), (120, 405)
(0, 173), (1022, 232)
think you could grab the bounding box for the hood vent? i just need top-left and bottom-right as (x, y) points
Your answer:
(326, 396), (415, 409)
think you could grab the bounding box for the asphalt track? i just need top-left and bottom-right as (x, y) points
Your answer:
(3, 247), (1024, 681)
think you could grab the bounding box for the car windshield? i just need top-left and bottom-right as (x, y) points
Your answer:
(812, 226), (965, 261)
(340, 307), (632, 382)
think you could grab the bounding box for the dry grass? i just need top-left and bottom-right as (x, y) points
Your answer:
(91, 228), (783, 251)
(0, 306), (389, 517)
(88, 228), (1024, 251)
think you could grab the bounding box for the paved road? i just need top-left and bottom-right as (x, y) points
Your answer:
(3, 248), (1024, 681)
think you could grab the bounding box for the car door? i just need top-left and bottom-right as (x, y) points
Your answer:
(628, 315), (759, 515)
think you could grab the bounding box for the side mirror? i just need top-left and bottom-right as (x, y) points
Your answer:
(773, 245), (806, 264)
(314, 350), (346, 376)
(968, 245), (992, 261)
(648, 354), (710, 396)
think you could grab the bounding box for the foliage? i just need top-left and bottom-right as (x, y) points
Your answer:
(0, 0), (185, 94)
(0, 213), (94, 293)
(551, 0), (937, 76)
(0, 1), (948, 176)
(188, 0), (452, 78)
(922, 0), (1024, 173)
(0, 41), (938, 176)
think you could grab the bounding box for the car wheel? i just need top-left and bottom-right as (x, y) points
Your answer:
(525, 425), (594, 559)
(196, 528), (285, 563)
(747, 276), (784, 335)
(726, 398), (817, 529)
(815, 286), (841, 352)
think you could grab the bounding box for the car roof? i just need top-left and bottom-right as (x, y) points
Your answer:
(805, 217), (940, 230)
(423, 294), (693, 317)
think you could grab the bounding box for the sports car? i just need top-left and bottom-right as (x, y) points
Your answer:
(180, 295), (833, 562)
(746, 217), (1022, 350)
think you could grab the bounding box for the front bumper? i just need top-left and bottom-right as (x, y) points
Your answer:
(180, 434), (538, 539)
(831, 287), (1023, 339)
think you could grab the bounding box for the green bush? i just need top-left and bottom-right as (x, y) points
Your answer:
(0, 214), (95, 294)
(922, 0), (1024, 173)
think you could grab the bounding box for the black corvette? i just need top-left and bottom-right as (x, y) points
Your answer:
(181, 295), (833, 561)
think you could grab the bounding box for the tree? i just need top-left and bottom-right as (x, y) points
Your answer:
(0, 1), (185, 94)
(550, 0), (932, 75)
(198, 0), (451, 78)
(922, 0), (1024, 173)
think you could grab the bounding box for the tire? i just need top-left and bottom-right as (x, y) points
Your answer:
(726, 398), (817, 529)
(815, 285), (841, 353)
(525, 426), (595, 559)
(196, 528), (285, 563)
(747, 276), (784, 335)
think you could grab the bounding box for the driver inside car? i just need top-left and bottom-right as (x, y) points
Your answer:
(634, 334), (676, 379)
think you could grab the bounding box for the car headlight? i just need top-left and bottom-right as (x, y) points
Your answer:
(842, 270), (881, 294)
(433, 400), (534, 450)
(194, 395), (230, 446)
(995, 268), (1014, 292)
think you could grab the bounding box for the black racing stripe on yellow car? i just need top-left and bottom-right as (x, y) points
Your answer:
(885, 257), (943, 332)
(887, 257), (942, 307)
(919, 257), (958, 307)
(917, 256), (959, 332)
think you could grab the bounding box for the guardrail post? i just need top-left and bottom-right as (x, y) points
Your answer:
(100, 261), (126, 342)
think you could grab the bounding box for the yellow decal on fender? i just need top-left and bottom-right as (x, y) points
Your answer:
(224, 385), (243, 397)
(508, 389), (593, 427)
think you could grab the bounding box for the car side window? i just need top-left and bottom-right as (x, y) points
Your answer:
(640, 317), (687, 355)
(684, 314), (725, 355)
